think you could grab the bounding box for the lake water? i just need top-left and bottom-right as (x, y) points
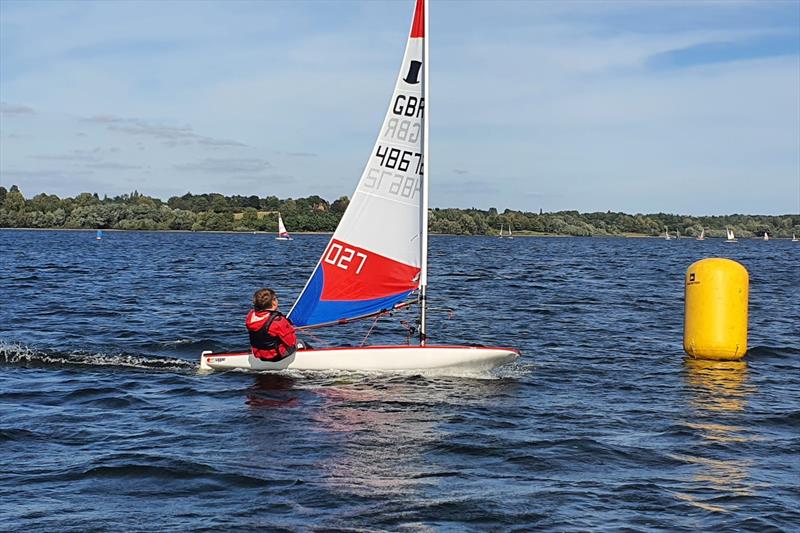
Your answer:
(1, 230), (798, 531)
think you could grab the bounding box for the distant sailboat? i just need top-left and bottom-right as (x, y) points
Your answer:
(664, 227), (671, 240)
(676, 230), (681, 239)
(696, 228), (705, 241)
(725, 228), (737, 243)
(276, 213), (292, 241)
(763, 231), (769, 241)
(499, 223), (513, 239)
(793, 233), (798, 242)
(96, 229), (103, 240)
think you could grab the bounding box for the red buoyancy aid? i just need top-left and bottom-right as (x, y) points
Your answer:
(246, 310), (297, 361)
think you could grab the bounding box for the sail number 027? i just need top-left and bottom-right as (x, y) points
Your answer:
(324, 243), (367, 274)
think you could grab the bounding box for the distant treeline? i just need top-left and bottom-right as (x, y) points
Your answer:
(1, 185), (798, 237)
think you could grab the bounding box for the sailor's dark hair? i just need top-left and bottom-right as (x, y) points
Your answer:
(253, 288), (277, 312)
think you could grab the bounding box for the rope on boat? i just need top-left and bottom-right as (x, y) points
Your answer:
(295, 299), (455, 346)
(294, 298), (418, 332)
(361, 314), (383, 347)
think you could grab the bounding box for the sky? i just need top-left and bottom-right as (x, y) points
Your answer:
(1, 0), (798, 215)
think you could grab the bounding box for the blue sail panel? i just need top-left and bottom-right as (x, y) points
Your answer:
(289, 265), (413, 327)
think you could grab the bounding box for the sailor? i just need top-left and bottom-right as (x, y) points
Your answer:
(246, 288), (298, 361)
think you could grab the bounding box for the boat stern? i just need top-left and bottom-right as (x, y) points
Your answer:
(199, 350), (213, 371)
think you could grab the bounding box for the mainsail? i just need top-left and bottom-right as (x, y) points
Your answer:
(277, 213), (290, 238)
(289, 0), (427, 328)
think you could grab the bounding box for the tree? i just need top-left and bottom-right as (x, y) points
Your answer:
(75, 192), (99, 207)
(209, 193), (229, 213)
(331, 196), (350, 214)
(4, 185), (25, 211)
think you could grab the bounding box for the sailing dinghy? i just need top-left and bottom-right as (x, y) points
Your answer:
(696, 228), (705, 241)
(200, 0), (519, 372)
(276, 213), (292, 240)
(498, 223), (513, 239)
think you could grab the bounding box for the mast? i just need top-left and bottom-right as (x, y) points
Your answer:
(419, 0), (429, 345)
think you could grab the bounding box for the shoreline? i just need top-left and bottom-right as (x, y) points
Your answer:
(0, 227), (761, 239)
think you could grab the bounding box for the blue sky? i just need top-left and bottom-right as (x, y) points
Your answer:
(1, 0), (798, 215)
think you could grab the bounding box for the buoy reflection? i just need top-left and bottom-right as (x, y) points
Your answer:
(684, 357), (752, 413)
(674, 357), (761, 513)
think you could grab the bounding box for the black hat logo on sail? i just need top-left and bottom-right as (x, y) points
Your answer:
(403, 60), (422, 85)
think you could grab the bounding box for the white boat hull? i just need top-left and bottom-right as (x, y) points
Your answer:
(200, 345), (519, 372)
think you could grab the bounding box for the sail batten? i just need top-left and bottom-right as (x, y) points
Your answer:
(289, 0), (426, 328)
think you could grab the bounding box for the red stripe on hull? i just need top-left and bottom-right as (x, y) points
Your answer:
(208, 345), (520, 358)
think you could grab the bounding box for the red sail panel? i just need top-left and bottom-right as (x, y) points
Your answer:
(320, 239), (420, 301)
(410, 0), (424, 38)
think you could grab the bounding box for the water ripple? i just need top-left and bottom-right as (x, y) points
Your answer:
(1, 230), (798, 530)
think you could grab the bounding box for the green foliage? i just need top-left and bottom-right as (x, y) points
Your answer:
(3, 187), (26, 211)
(1, 183), (799, 237)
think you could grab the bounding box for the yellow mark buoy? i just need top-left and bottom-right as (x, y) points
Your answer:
(684, 258), (748, 360)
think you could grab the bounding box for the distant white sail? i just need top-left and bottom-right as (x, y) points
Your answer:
(276, 213), (292, 240)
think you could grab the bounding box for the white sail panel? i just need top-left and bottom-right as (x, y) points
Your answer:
(277, 213), (288, 236)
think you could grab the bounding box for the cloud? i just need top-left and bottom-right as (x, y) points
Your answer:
(229, 173), (293, 184)
(30, 147), (122, 162)
(435, 180), (499, 195)
(83, 114), (249, 149)
(271, 150), (319, 158)
(31, 149), (100, 162)
(1, 168), (99, 191)
(0, 168), (124, 198)
(3, 168), (94, 178)
(0, 102), (36, 116)
(81, 114), (125, 124)
(109, 121), (193, 139)
(452, 169), (469, 175)
(197, 137), (248, 148)
(173, 157), (271, 174)
(85, 162), (142, 170)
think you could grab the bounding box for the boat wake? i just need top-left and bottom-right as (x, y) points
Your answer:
(0, 342), (196, 371)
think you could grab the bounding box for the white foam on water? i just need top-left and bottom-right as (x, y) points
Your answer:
(0, 341), (196, 371)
